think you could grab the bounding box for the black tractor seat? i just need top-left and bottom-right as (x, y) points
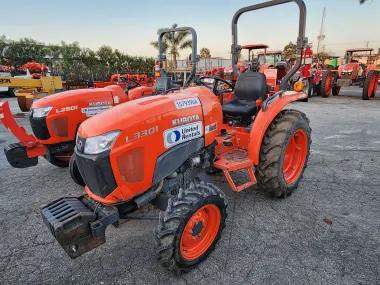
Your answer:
(222, 71), (267, 118)
(153, 76), (181, 94)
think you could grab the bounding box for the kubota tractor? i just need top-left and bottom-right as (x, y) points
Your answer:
(0, 77), (153, 182)
(335, 48), (379, 100)
(224, 44), (269, 79)
(41, 0), (311, 273)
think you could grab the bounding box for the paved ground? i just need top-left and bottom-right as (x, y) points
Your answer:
(0, 88), (380, 285)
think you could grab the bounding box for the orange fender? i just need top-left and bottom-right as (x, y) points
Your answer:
(366, 64), (378, 76)
(0, 101), (46, 157)
(127, 86), (154, 101)
(248, 91), (308, 164)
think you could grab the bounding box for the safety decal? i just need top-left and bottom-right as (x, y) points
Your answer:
(174, 97), (201, 109)
(205, 122), (217, 134)
(164, 121), (203, 148)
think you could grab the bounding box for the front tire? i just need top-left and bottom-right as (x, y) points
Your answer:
(155, 182), (227, 273)
(69, 153), (85, 186)
(332, 86), (341, 96)
(45, 152), (72, 167)
(256, 110), (311, 198)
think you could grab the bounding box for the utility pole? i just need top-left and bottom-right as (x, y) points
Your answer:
(317, 7), (326, 53)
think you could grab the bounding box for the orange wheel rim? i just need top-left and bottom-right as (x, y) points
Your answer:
(180, 204), (221, 260)
(283, 129), (308, 184)
(325, 74), (332, 95)
(368, 74), (376, 97)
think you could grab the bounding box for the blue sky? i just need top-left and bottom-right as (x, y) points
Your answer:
(2, 0), (380, 59)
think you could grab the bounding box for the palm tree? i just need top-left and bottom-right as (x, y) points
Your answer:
(150, 24), (192, 70)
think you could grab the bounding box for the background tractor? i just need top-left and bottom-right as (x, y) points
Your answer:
(335, 48), (379, 100)
(41, 0), (311, 273)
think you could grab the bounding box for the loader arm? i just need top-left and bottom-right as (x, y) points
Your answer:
(0, 101), (46, 157)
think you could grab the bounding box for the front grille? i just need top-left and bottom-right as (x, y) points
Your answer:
(341, 73), (352, 80)
(30, 116), (50, 140)
(75, 149), (117, 198)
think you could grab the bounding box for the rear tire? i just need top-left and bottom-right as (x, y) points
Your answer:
(69, 153), (85, 186)
(320, 71), (333, 98)
(362, 70), (377, 100)
(155, 182), (227, 273)
(256, 110), (311, 198)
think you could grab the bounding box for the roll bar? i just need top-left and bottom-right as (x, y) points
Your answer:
(231, 0), (307, 90)
(157, 27), (198, 87)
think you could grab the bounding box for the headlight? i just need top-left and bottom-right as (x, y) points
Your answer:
(32, 106), (53, 118)
(83, 130), (120, 155)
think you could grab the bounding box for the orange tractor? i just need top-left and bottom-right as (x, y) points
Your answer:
(41, 0), (311, 273)
(0, 27), (200, 185)
(334, 48), (379, 100)
(0, 77), (154, 181)
(92, 73), (154, 89)
(224, 44), (269, 78)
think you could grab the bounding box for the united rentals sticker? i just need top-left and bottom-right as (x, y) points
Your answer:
(164, 121), (203, 148)
(81, 106), (112, 117)
(174, 97), (201, 109)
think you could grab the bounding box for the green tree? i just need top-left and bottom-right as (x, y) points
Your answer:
(313, 51), (329, 63)
(4, 38), (46, 65)
(45, 44), (61, 75)
(150, 24), (192, 69)
(283, 41), (297, 61)
(80, 48), (97, 80)
(200, 47), (211, 58)
(0, 35), (8, 64)
(60, 41), (82, 80)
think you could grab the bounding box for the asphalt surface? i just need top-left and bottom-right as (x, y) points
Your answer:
(0, 88), (380, 285)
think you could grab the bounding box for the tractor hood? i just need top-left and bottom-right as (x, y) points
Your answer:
(31, 86), (125, 108)
(78, 90), (201, 138)
(342, 62), (359, 71)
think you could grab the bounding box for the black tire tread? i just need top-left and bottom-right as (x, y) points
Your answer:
(320, 70), (332, 98)
(362, 70), (377, 100)
(256, 110), (311, 198)
(69, 153), (85, 186)
(155, 181), (227, 273)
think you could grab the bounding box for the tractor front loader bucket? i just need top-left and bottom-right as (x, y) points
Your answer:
(41, 195), (119, 259)
(0, 101), (46, 167)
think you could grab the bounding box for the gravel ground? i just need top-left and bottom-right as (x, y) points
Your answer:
(0, 87), (379, 285)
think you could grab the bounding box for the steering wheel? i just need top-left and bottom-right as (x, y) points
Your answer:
(199, 76), (234, 96)
(120, 77), (141, 93)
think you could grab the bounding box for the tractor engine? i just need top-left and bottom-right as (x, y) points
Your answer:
(74, 88), (223, 204)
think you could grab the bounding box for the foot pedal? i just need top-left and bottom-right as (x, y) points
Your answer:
(213, 149), (257, 192)
(4, 143), (38, 168)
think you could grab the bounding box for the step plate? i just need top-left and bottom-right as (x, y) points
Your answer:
(214, 149), (253, 171)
